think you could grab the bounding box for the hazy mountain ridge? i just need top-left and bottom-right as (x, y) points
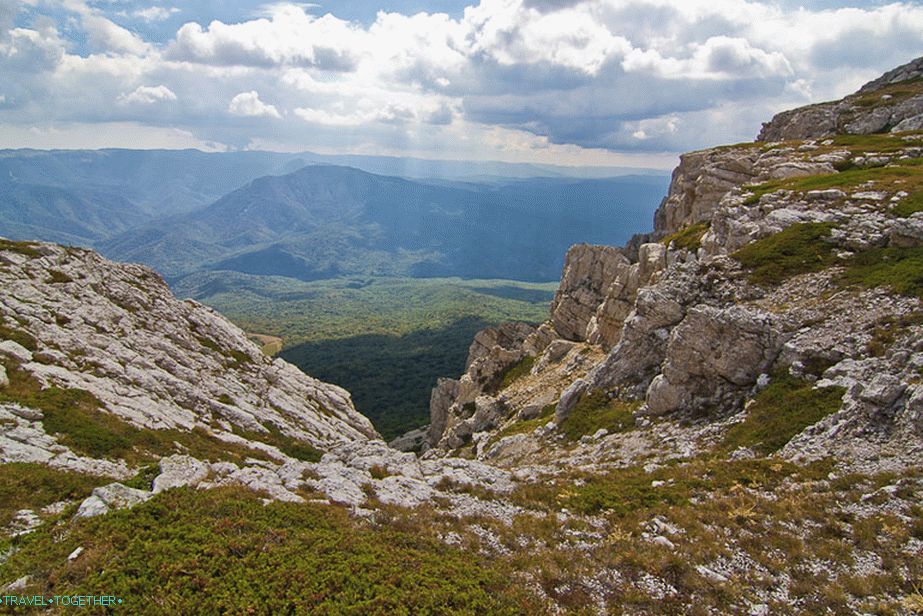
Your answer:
(101, 165), (667, 281)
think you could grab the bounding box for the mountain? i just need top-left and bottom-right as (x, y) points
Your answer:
(2, 56), (923, 615)
(0, 148), (668, 251)
(101, 165), (668, 281)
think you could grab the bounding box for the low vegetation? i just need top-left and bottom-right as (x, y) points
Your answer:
(499, 355), (535, 390)
(866, 312), (923, 356)
(722, 371), (845, 455)
(0, 463), (106, 529)
(743, 151), (923, 205)
(492, 404), (556, 442)
(559, 391), (640, 441)
(660, 222), (709, 251)
(892, 190), (923, 217)
(0, 238), (42, 258)
(732, 222), (838, 285)
(840, 245), (923, 298)
(230, 423), (323, 463)
(0, 487), (539, 615)
(0, 317), (38, 351)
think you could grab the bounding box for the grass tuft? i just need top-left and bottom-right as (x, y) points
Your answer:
(0, 487), (538, 614)
(499, 355), (535, 390)
(559, 391), (639, 441)
(661, 222), (709, 251)
(722, 371), (845, 455)
(733, 222), (838, 285)
(840, 246), (923, 298)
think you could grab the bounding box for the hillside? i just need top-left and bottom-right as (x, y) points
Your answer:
(2, 57), (923, 614)
(100, 166), (667, 281)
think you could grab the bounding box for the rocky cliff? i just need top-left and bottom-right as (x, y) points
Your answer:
(426, 56), (923, 473)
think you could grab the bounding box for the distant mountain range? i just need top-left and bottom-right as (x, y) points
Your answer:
(100, 165), (668, 282)
(0, 149), (669, 282)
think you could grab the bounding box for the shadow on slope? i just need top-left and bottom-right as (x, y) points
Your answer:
(280, 317), (497, 440)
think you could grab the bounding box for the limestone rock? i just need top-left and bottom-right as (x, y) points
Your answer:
(153, 455), (211, 493)
(74, 483), (153, 519)
(550, 244), (628, 341)
(0, 240), (378, 456)
(647, 305), (783, 416)
(757, 56), (923, 141)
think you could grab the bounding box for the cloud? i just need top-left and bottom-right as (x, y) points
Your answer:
(133, 7), (181, 23)
(228, 91), (282, 119)
(166, 5), (360, 70)
(82, 15), (149, 55)
(2, 0), (923, 166)
(118, 85), (177, 105)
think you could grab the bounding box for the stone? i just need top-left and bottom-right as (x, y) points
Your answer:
(646, 305), (783, 416)
(652, 536), (675, 549)
(75, 483), (153, 519)
(67, 547), (84, 561)
(0, 240), (378, 456)
(0, 364), (7, 389)
(5, 576), (31, 592)
(549, 244), (629, 341)
(153, 455), (211, 493)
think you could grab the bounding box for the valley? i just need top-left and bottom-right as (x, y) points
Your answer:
(176, 273), (557, 439)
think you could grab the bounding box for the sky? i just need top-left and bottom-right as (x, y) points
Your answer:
(0, 1), (921, 169)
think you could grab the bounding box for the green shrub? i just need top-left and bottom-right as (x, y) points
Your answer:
(722, 372), (845, 455)
(0, 463), (106, 528)
(559, 391), (639, 441)
(493, 404), (556, 441)
(499, 355), (535, 389)
(892, 191), (923, 217)
(661, 222), (709, 251)
(46, 270), (73, 284)
(733, 222), (838, 285)
(230, 423), (323, 463)
(0, 487), (538, 615)
(839, 246), (923, 299)
(0, 318), (38, 351)
(0, 238), (42, 258)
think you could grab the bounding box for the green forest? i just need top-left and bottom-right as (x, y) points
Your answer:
(177, 273), (557, 439)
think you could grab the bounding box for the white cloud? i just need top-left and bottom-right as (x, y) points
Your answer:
(82, 15), (148, 55)
(228, 91), (282, 119)
(2, 0), (923, 165)
(118, 84), (177, 105)
(0, 121), (228, 151)
(133, 7), (180, 23)
(167, 6), (361, 70)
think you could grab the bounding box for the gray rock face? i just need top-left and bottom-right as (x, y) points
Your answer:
(646, 305), (783, 416)
(757, 55), (923, 141)
(74, 483), (153, 519)
(550, 244), (628, 341)
(425, 322), (533, 448)
(0, 241), (377, 455)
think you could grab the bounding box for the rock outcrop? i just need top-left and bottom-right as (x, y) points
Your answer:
(757, 56), (923, 141)
(426, 56), (923, 473)
(0, 241), (376, 448)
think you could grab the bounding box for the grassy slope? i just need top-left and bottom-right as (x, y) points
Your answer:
(174, 273), (556, 439)
(0, 487), (539, 615)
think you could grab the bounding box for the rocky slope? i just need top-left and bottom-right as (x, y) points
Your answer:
(425, 56), (923, 474)
(0, 238), (533, 521)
